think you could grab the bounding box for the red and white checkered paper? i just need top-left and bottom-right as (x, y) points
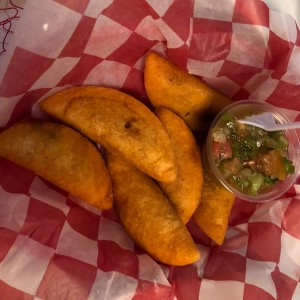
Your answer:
(1, 0), (300, 299)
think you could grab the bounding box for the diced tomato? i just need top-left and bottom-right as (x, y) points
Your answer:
(220, 157), (243, 178)
(257, 149), (287, 180)
(211, 140), (232, 160)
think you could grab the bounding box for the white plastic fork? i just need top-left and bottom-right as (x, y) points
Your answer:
(238, 112), (300, 131)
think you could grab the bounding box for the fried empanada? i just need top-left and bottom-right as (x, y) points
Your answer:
(144, 51), (232, 132)
(154, 107), (203, 224)
(106, 152), (200, 266)
(40, 86), (176, 183)
(193, 169), (235, 245)
(0, 120), (113, 210)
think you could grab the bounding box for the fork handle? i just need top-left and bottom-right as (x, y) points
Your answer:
(239, 120), (300, 131)
(272, 122), (300, 131)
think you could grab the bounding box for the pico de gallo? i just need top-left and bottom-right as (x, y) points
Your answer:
(211, 113), (295, 196)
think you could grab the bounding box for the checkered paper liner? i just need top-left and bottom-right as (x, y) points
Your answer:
(0, 0), (300, 299)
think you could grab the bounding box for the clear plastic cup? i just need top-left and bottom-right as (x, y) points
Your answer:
(204, 100), (300, 202)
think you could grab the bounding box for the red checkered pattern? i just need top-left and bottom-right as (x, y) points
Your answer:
(1, 0), (300, 299)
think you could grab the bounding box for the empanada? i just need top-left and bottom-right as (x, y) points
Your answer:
(155, 107), (203, 224)
(0, 120), (113, 210)
(144, 51), (232, 132)
(40, 86), (176, 183)
(193, 170), (235, 245)
(106, 152), (200, 266)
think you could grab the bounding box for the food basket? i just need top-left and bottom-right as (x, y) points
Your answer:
(0, 0), (300, 299)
